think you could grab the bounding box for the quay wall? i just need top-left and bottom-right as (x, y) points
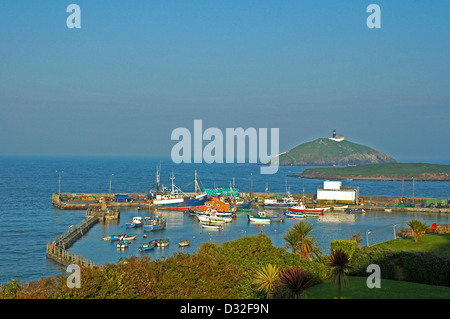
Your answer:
(52, 192), (449, 213)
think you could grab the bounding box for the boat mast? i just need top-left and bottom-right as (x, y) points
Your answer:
(194, 170), (200, 194)
(170, 169), (175, 194)
(157, 165), (161, 192)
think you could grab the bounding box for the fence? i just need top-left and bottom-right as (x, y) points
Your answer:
(365, 222), (409, 247)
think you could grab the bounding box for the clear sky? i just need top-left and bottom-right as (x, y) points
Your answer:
(0, 1), (449, 162)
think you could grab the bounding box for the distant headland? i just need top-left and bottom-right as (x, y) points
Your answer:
(273, 130), (396, 166)
(293, 163), (450, 181)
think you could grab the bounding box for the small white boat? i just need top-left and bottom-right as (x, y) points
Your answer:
(117, 240), (129, 249)
(201, 223), (224, 230)
(178, 239), (190, 247)
(283, 211), (306, 218)
(248, 211), (272, 223)
(197, 209), (232, 224)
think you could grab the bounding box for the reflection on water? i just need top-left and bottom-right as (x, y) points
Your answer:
(68, 207), (449, 267)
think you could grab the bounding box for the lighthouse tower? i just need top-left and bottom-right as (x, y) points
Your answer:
(329, 130), (345, 142)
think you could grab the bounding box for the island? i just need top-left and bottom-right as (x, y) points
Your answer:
(293, 163), (450, 181)
(273, 130), (396, 166)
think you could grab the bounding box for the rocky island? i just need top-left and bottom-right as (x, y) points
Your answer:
(273, 130), (396, 166)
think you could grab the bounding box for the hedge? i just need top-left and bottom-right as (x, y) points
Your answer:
(349, 246), (450, 287)
(330, 240), (358, 259)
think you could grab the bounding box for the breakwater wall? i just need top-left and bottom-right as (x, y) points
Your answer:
(52, 192), (449, 213)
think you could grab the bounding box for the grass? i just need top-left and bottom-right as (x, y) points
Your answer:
(304, 276), (450, 299)
(375, 233), (450, 256)
(304, 233), (450, 299)
(300, 163), (450, 180)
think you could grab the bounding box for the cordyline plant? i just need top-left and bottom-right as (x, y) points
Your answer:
(327, 248), (350, 299)
(277, 267), (314, 299)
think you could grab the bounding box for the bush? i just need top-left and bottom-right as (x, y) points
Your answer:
(1, 234), (330, 299)
(349, 246), (450, 287)
(330, 240), (358, 259)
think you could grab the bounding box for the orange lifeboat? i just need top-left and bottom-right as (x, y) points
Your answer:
(197, 197), (231, 212)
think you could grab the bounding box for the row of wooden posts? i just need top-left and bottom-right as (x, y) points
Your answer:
(46, 215), (100, 269)
(46, 242), (98, 269)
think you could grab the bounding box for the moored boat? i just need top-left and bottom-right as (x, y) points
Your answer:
(288, 203), (325, 215)
(283, 211), (306, 219)
(126, 216), (143, 228)
(263, 193), (298, 208)
(117, 240), (129, 249)
(248, 211), (272, 223)
(139, 240), (157, 252)
(143, 216), (166, 232)
(178, 239), (190, 247)
(156, 238), (170, 247)
(103, 234), (137, 241)
(197, 209), (232, 224)
(201, 223), (224, 230)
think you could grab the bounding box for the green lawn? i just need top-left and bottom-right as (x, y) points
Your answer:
(375, 233), (450, 255)
(304, 276), (450, 299)
(300, 162), (450, 180)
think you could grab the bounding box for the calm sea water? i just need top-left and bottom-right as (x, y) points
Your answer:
(0, 156), (449, 285)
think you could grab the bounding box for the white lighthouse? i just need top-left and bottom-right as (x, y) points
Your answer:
(329, 130), (345, 142)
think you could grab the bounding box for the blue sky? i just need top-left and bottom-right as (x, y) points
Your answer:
(0, 1), (449, 162)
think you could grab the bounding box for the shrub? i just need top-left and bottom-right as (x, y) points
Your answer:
(330, 240), (358, 259)
(349, 246), (450, 286)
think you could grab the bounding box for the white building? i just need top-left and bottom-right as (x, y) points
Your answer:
(317, 180), (359, 203)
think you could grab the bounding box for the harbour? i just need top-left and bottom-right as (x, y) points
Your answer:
(1, 156), (449, 285)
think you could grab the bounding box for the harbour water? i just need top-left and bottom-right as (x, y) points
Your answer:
(1, 156), (449, 285)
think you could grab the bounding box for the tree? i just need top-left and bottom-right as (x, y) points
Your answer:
(283, 220), (322, 259)
(407, 219), (428, 243)
(252, 264), (280, 299)
(327, 249), (350, 299)
(277, 267), (313, 299)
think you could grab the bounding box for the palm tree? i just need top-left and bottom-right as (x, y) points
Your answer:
(407, 219), (428, 243)
(252, 264), (280, 299)
(283, 228), (301, 255)
(328, 248), (350, 299)
(283, 220), (322, 259)
(277, 267), (313, 299)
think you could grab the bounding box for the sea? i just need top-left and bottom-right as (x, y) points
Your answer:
(0, 156), (449, 285)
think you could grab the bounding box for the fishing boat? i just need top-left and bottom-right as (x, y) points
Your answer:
(201, 223), (224, 230)
(125, 216), (143, 228)
(156, 239), (170, 247)
(235, 201), (252, 211)
(139, 240), (157, 252)
(178, 239), (190, 247)
(103, 234), (136, 241)
(288, 203), (325, 216)
(283, 211), (306, 219)
(117, 240), (129, 249)
(148, 169), (208, 208)
(263, 194), (298, 208)
(248, 211), (272, 223)
(143, 216), (166, 232)
(197, 209), (232, 224)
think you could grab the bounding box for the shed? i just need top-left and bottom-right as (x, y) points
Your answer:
(115, 194), (129, 203)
